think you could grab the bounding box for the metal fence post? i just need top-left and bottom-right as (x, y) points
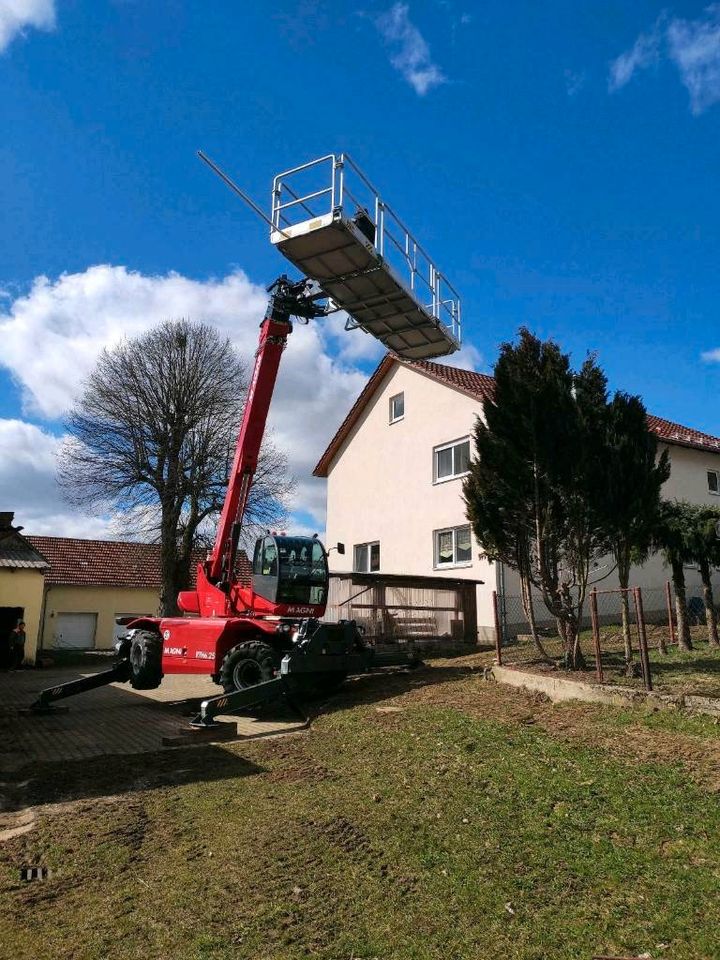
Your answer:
(634, 587), (653, 692)
(492, 590), (502, 665)
(589, 588), (603, 683)
(663, 580), (674, 654)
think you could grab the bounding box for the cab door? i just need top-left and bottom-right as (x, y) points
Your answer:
(252, 536), (279, 603)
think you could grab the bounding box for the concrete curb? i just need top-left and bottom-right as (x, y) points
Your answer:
(489, 665), (720, 717)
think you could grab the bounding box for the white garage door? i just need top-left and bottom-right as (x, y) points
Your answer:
(53, 613), (97, 650)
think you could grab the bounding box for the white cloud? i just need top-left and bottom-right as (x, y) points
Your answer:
(0, 0), (55, 53)
(0, 265), (370, 535)
(667, 5), (720, 114)
(701, 347), (720, 362)
(608, 21), (662, 92)
(609, 6), (720, 114)
(375, 3), (447, 96)
(0, 266), (268, 419)
(322, 309), (386, 365)
(435, 341), (483, 372)
(0, 419), (112, 537)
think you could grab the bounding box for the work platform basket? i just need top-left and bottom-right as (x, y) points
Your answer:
(270, 154), (461, 361)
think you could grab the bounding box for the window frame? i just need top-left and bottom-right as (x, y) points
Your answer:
(389, 392), (404, 424)
(353, 540), (380, 573)
(708, 470), (720, 496)
(433, 436), (471, 484)
(433, 524), (473, 569)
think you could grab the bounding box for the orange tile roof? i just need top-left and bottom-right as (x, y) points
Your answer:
(645, 415), (720, 453)
(26, 536), (251, 589)
(313, 354), (720, 476)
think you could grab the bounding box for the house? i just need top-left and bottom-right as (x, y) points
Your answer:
(0, 513), (49, 667)
(313, 354), (720, 643)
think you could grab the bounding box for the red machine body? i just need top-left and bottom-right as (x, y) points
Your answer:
(127, 277), (332, 684)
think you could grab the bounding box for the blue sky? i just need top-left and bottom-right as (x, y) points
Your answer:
(2, 1), (720, 535)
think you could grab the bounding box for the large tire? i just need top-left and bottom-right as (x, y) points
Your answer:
(219, 640), (277, 694)
(128, 630), (163, 690)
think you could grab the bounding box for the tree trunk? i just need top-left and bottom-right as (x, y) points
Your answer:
(700, 558), (719, 648)
(617, 550), (633, 662)
(558, 584), (585, 670)
(159, 502), (181, 617)
(520, 575), (551, 661)
(562, 617), (586, 670)
(671, 559), (693, 652)
(556, 617), (567, 656)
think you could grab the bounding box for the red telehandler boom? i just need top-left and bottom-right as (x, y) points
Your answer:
(31, 152), (462, 725)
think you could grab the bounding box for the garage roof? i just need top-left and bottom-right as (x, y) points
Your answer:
(26, 537), (251, 589)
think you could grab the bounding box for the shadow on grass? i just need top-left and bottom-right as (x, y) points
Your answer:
(7, 745), (266, 811)
(649, 656), (720, 678)
(304, 661), (478, 718)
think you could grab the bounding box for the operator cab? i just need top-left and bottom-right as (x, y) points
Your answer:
(252, 535), (329, 607)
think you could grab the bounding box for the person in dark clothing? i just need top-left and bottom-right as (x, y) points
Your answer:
(11, 621), (26, 669)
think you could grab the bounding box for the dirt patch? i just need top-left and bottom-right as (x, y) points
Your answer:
(261, 738), (332, 785)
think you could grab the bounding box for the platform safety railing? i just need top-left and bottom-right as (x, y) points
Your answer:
(271, 153), (462, 347)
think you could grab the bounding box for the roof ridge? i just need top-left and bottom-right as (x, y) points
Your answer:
(27, 535), (160, 547)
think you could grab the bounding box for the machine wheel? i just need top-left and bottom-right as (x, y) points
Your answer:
(219, 640), (277, 694)
(128, 630), (163, 690)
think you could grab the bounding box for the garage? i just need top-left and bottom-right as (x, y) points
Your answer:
(53, 612), (97, 650)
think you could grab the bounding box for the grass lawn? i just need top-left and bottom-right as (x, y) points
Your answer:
(2, 660), (720, 959)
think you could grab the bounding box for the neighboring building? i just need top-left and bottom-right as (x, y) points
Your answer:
(0, 513), (49, 666)
(27, 536), (168, 657)
(314, 354), (720, 642)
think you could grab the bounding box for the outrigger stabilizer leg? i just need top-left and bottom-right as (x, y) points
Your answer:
(29, 660), (132, 714)
(190, 675), (298, 728)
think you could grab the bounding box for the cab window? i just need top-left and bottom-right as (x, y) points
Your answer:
(254, 537), (277, 577)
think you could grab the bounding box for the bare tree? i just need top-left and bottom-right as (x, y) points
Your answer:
(58, 319), (294, 614)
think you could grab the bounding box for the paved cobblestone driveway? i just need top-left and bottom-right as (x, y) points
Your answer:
(0, 667), (304, 770)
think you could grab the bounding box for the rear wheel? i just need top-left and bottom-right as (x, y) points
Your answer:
(128, 630), (163, 690)
(219, 640), (277, 694)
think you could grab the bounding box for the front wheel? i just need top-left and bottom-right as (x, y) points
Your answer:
(219, 640), (277, 694)
(128, 630), (163, 690)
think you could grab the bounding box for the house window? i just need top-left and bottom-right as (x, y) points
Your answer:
(434, 438), (471, 482)
(708, 470), (720, 495)
(389, 392), (404, 423)
(354, 541), (380, 572)
(434, 525), (473, 568)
